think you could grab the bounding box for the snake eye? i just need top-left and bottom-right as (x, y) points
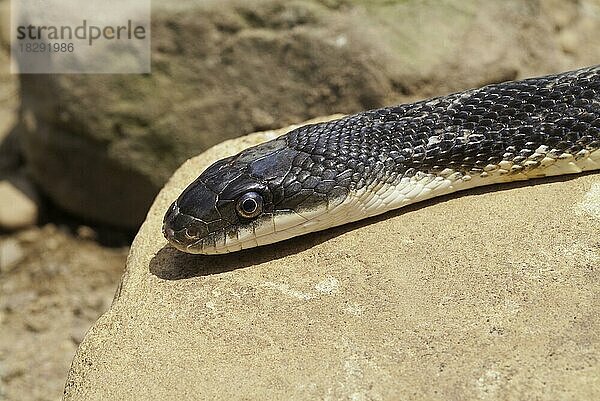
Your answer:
(236, 192), (263, 219)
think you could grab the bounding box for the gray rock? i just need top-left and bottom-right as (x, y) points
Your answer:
(18, 0), (600, 228)
(64, 118), (600, 401)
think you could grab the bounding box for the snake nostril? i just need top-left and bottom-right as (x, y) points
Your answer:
(164, 226), (175, 240)
(163, 202), (205, 244)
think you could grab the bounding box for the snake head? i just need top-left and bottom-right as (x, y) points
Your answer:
(163, 171), (272, 254)
(163, 135), (348, 254)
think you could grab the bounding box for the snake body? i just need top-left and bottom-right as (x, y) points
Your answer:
(164, 66), (600, 254)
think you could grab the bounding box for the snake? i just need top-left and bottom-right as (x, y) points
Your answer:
(163, 66), (600, 254)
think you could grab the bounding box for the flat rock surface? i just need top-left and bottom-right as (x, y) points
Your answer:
(64, 117), (600, 401)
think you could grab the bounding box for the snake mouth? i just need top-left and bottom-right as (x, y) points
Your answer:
(162, 202), (272, 254)
(163, 183), (351, 254)
(163, 200), (333, 254)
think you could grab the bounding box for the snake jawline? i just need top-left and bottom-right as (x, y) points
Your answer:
(186, 148), (599, 255)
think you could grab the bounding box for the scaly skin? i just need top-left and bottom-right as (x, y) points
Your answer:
(164, 66), (600, 254)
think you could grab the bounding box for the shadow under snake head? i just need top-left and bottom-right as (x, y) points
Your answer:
(163, 133), (349, 254)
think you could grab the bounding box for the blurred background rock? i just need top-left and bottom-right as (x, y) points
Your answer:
(15, 0), (600, 228)
(0, 1), (599, 400)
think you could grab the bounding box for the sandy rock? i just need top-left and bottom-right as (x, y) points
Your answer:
(18, 0), (600, 228)
(0, 173), (39, 231)
(0, 0), (21, 174)
(1, 223), (129, 401)
(0, 238), (24, 272)
(64, 118), (600, 401)
(0, 0), (9, 46)
(577, 182), (600, 220)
